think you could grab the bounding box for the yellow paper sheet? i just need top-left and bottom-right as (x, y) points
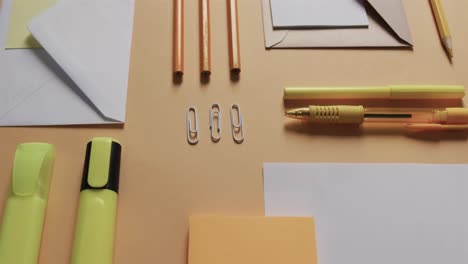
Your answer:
(189, 216), (318, 264)
(6, 0), (57, 49)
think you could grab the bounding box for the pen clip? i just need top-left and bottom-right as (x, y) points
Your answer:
(12, 143), (55, 198)
(87, 138), (113, 188)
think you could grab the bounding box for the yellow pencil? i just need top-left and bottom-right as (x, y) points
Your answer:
(429, 0), (453, 58)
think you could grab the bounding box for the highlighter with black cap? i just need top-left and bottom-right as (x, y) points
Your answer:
(72, 138), (122, 264)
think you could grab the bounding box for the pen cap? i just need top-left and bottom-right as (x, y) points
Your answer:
(12, 143), (55, 199)
(284, 87), (390, 100)
(81, 138), (121, 193)
(435, 108), (468, 124)
(390, 85), (465, 99)
(309, 105), (365, 124)
(284, 85), (465, 100)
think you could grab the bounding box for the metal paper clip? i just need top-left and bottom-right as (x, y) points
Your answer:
(187, 107), (199, 145)
(230, 104), (244, 144)
(210, 104), (222, 142)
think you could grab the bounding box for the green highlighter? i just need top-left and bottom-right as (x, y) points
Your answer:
(72, 138), (122, 264)
(0, 143), (55, 264)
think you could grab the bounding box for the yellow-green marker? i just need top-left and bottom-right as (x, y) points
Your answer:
(72, 138), (122, 264)
(0, 143), (55, 264)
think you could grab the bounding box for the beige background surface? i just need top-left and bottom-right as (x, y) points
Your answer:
(1, 0), (468, 263)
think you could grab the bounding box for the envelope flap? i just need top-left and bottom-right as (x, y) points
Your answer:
(261, 0), (290, 48)
(0, 50), (56, 119)
(367, 0), (413, 45)
(28, 0), (135, 122)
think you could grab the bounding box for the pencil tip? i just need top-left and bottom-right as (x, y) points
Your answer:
(444, 37), (454, 58)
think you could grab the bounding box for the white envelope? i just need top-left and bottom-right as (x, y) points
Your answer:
(262, 0), (413, 48)
(0, 0), (134, 126)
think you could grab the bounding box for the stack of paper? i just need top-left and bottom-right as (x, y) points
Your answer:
(262, 0), (413, 48)
(264, 163), (468, 264)
(0, 0), (134, 126)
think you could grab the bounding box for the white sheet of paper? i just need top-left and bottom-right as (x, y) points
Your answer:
(0, 0), (134, 126)
(264, 163), (468, 264)
(269, 0), (369, 28)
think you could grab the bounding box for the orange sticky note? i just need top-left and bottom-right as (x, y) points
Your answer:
(189, 216), (318, 264)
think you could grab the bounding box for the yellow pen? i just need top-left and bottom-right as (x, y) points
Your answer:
(286, 105), (468, 130)
(71, 138), (122, 264)
(284, 85), (465, 100)
(0, 143), (55, 264)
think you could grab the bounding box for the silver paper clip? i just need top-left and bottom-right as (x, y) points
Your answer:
(230, 104), (244, 144)
(187, 107), (199, 145)
(210, 104), (222, 142)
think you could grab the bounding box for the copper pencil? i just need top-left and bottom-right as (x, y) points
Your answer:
(200, 0), (211, 75)
(227, 0), (241, 73)
(173, 0), (184, 76)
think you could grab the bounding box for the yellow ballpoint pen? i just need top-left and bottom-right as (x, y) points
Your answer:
(286, 105), (468, 131)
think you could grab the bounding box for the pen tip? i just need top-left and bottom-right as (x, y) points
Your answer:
(285, 108), (309, 119)
(285, 110), (295, 117)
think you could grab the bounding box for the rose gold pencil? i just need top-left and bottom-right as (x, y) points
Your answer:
(227, 0), (241, 74)
(173, 0), (184, 76)
(200, 0), (211, 75)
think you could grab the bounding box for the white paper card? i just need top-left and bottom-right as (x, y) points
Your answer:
(0, 0), (134, 126)
(270, 0), (369, 28)
(264, 163), (468, 264)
